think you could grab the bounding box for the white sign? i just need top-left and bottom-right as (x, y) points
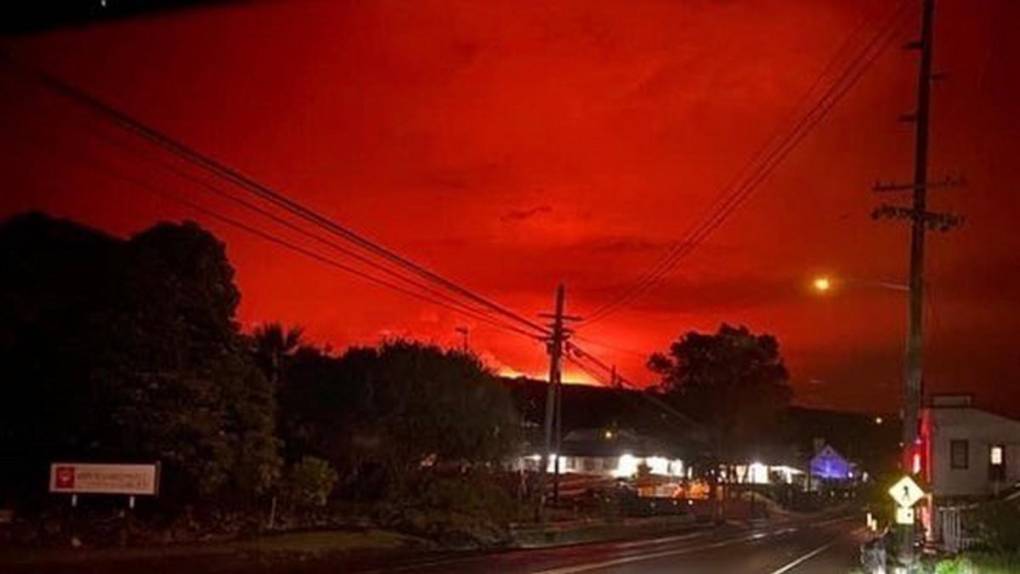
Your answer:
(49, 463), (159, 496)
(888, 475), (925, 508)
(895, 506), (915, 525)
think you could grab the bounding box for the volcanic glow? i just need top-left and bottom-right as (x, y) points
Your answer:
(1, 0), (1018, 415)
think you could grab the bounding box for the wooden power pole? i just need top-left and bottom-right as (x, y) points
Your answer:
(873, 0), (961, 563)
(537, 284), (579, 514)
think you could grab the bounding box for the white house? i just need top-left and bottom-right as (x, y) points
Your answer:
(515, 428), (687, 479)
(920, 394), (1020, 549)
(922, 394), (1020, 498)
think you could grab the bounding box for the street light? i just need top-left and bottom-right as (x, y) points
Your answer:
(810, 275), (909, 294)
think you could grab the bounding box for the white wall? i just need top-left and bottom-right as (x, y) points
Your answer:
(930, 407), (1020, 497)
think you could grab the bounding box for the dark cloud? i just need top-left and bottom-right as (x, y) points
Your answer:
(594, 273), (804, 315)
(500, 204), (552, 222)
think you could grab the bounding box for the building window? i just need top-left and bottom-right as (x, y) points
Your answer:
(990, 445), (1006, 481)
(950, 440), (969, 470)
(990, 445), (1003, 465)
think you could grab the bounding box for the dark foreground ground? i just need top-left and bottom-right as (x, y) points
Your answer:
(4, 513), (867, 574)
(351, 515), (866, 574)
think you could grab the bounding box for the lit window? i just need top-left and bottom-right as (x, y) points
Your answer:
(613, 453), (638, 478)
(748, 462), (768, 484)
(990, 445), (1006, 481)
(990, 445), (1003, 465)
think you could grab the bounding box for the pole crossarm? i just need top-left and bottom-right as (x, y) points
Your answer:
(871, 204), (963, 232)
(872, 175), (964, 192)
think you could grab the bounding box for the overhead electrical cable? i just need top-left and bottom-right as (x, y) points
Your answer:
(0, 54), (550, 337)
(582, 1), (913, 325)
(81, 127), (512, 324)
(7, 125), (545, 341)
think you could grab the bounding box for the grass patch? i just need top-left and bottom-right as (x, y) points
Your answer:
(1, 528), (421, 566)
(232, 529), (414, 555)
(935, 552), (1020, 574)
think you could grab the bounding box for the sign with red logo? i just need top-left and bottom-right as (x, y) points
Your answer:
(54, 466), (75, 489)
(49, 463), (159, 496)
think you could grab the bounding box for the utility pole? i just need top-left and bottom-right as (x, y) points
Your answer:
(872, 0), (961, 564)
(904, 0), (935, 466)
(537, 284), (579, 513)
(455, 326), (470, 353)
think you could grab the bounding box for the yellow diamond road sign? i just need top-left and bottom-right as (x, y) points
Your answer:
(888, 475), (925, 508)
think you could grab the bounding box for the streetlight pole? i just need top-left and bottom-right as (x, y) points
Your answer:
(455, 326), (470, 353)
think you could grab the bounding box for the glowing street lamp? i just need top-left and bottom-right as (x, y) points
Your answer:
(810, 274), (909, 295)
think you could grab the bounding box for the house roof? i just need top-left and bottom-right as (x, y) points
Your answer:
(558, 427), (686, 458)
(501, 376), (707, 448)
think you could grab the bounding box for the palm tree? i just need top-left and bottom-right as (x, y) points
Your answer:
(252, 322), (304, 385)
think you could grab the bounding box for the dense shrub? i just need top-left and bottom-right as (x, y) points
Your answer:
(970, 500), (1020, 552)
(379, 471), (518, 547)
(282, 457), (338, 509)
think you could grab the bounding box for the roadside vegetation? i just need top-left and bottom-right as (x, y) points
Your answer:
(0, 213), (878, 560)
(0, 214), (522, 549)
(932, 500), (1020, 574)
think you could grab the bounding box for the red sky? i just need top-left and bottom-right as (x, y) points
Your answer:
(2, 0), (1018, 416)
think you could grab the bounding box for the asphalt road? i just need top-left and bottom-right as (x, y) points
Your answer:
(358, 515), (867, 574)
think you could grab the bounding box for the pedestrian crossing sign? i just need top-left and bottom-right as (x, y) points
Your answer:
(888, 475), (925, 508)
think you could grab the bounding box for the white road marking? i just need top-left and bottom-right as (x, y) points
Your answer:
(611, 530), (707, 549)
(532, 520), (854, 574)
(530, 533), (762, 574)
(767, 540), (835, 574)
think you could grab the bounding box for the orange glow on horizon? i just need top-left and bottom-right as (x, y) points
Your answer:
(496, 366), (601, 387)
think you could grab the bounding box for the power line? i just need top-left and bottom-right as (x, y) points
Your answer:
(564, 342), (636, 387)
(582, 1), (913, 325)
(140, 185), (546, 341)
(585, 3), (909, 323)
(564, 344), (700, 432)
(571, 333), (650, 360)
(0, 54), (551, 338)
(82, 127), (516, 325)
(7, 123), (546, 342)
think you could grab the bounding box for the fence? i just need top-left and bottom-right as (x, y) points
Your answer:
(938, 506), (976, 553)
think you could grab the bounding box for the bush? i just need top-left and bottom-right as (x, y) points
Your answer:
(282, 457), (338, 508)
(970, 500), (1020, 552)
(418, 474), (517, 524)
(379, 471), (517, 547)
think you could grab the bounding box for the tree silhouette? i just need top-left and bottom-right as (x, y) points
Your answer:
(276, 340), (521, 498)
(0, 213), (280, 505)
(649, 323), (792, 463)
